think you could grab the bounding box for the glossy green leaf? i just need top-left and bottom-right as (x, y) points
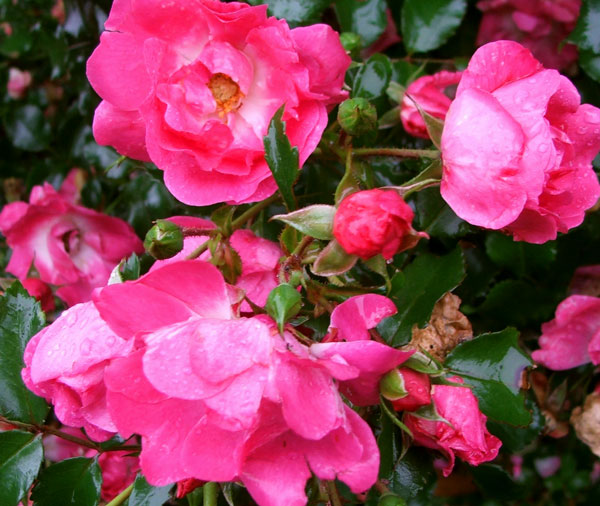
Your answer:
(568, 0), (600, 53)
(4, 105), (51, 152)
(411, 187), (470, 239)
(388, 448), (436, 500)
(580, 48), (600, 82)
(312, 239), (358, 276)
(485, 232), (557, 277)
(335, 0), (388, 47)
(445, 328), (532, 425)
(401, 0), (467, 53)
(126, 474), (172, 506)
(31, 457), (102, 506)
(352, 54), (393, 100)
(378, 247), (465, 346)
(470, 464), (527, 501)
(247, 0), (330, 26)
(0, 282), (49, 424)
(265, 284), (303, 333)
(264, 105), (299, 211)
(0, 431), (43, 506)
(272, 205), (335, 240)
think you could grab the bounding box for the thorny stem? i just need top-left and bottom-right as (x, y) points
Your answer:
(231, 193), (281, 230)
(0, 416), (140, 453)
(353, 147), (439, 159)
(291, 235), (314, 258)
(182, 227), (219, 237)
(185, 239), (210, 260)
(325, 480), (343, 506)
(203, 482), (219, 506)
(105, 483), (134, 506)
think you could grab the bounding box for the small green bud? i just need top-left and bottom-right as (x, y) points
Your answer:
(144, 219), (184, 260)
(380, 369), (408, 401)
(339, 32), (362, 56)
(265, 284), (302, 334)
(378, 493), (407, 506)
(337, 98), (378, 136)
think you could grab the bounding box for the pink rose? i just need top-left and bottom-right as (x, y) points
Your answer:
(401, 71), (463, 139)
(476, 0), (580, 70)
(7, 68), (32, 99)
(404, 378), (502, 476)
(441, 41), (600, 244)
(86, 0), (350, 206)
(333, 189), (428, 260)
(0, 178), (143, 306)
(22, 278), (55, 313)
(569, 265), (600, 297)
(532, 295), (600, 370)
(90, 261), (410, 504)
(388, 368), (432, 412)
(22, 302), (134, 440)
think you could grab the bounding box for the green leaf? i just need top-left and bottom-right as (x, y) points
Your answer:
(0, 283), (49, 424)
(272, 205), (335, 240)
(445, 328), (532, 426)
(0, 431), (43, 506)
(485, 232), (556, 277)
(311, 239), (358, 277)
(263, 105), (299, 211)
(411, 187), (470, 239)
(401, 0), (467, 53)
(265, 284), (303, 334)
(568, 0), (600, 53)
(388, 448), (436, 500)
(247, 0), (330, 26)
(377, 412), (401, 479)
(580, 48), (600, 82)
(126, 474), (172, 506)
(378, 247), (465, 346)
(4, 105), (52, 152)
(352, 54), (393, 100)
(31, 457), (102, 506)
(334, 0), (388, 47)
(470, 464), (527, 501)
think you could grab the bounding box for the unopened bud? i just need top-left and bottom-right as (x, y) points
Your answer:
(381, 368), (432, 412)
(380, 368), (408, 401)
(338, 98), (378, 136)
(144, 219), (184, 259)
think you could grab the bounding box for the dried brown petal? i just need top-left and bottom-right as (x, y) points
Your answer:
(571, 392), (600, 457)
(408, 293), (473, 361)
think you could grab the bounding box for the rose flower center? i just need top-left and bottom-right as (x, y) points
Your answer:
(208, 73), (244, 116)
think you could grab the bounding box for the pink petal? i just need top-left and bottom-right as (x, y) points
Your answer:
(328, 294), (397, 341)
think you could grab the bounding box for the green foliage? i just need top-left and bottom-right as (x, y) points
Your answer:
(126, 475), (172, 506)
(0, 283), (48, 424)
(335, 0), (388, 47)
(0, 431), (43, 506)
(31, 457), (102, 506)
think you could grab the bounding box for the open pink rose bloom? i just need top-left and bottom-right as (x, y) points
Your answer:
(0, 172), (143, 306)
(87, 0), (350, 206)
(23, 262), (414, 506)
(441, 40), (600, 243)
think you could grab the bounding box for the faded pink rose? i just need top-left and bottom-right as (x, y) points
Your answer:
(22, 302), (133, 440)
(532, 295), (600, 370)
(7, 68), (32, 99)
(0, 177), (143, 306)
(401, 71), (463, 139)
(22, 278), (55, 312)
(404, 378), (502, 476)
(87, 0), (350, 206)
(90, 261), (410, 505)
(477, 0), (580, 70)
(441, 41), (600, 244)
(333, 189), (428, 260)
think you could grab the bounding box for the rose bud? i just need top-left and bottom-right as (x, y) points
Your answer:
(333, 189), (428, 260)
(380, 367), (431, 412)
(338, 98), (378, 136)
(22, 278), (55, 313)
(144, 219), (184, 260)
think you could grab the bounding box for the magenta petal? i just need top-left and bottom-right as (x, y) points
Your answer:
(242, 435), (311, 506)
(328, 294), (397, 341)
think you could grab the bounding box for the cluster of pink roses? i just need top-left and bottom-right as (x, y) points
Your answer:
(23, 263), (416, 505)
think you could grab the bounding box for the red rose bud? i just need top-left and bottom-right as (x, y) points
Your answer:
(176, 478), (206, 499)
(381, 368), (431, 412)
(22, 278), (55, 312)
(333, 189), (428, 260)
